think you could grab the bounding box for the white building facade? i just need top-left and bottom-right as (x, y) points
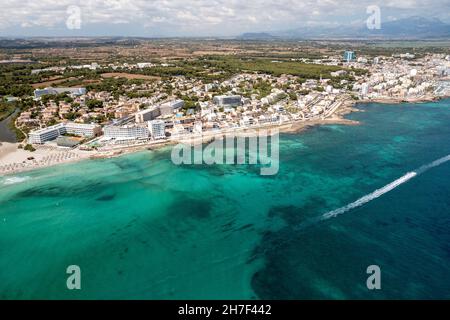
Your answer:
(148, 120), (166, 140)
(28, 124), (66, 144)
(28, 122), (101, 144)
(135, 107), (161, 123)
(103, 125), (149, 140)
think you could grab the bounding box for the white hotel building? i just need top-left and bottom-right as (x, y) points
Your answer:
(28, 123), (101, 144)
(159, 99), (184, 116)
(28, 124), (66, 144)
(148, 120), (166, 140)
(103, 124), (150, 140)
(135, 107), (161, 123)
(64, 123), (102, 137)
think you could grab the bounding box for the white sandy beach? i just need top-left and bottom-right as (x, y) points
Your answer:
(0, 142), (93, 176)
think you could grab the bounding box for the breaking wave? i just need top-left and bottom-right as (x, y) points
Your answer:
(2, 176), (31, 186)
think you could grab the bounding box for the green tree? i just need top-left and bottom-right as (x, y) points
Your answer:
(24, 144), (36, 152)
(86, 99), (103, 110)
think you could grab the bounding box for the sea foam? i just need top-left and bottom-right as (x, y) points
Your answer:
(2, 176), (31, 186)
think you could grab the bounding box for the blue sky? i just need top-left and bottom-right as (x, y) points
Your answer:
(0, 0), (449, 37)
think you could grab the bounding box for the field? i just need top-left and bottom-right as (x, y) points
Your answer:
(238, 58), (342, 78)
(32, 77), (74, 88)
(100, 73), (161, 80)
(197, 56), (345, 80)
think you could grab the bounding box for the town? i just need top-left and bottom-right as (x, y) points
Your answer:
(1, 47), (450, 174)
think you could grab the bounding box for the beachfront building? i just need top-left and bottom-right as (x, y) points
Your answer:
(135, 107), (161, 123)
(148, 120), (166, 140)
(65, 123), (102, 137)
(213, 95), (242, 107)
(28, 122), (101, 144)
(28, 124), (66, 144)
(34, 87), (86, 99)
(103, 124), (149, 140)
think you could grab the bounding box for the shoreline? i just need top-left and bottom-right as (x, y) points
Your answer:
(0, 96), (447, 177)
(358, 93), (449, 105)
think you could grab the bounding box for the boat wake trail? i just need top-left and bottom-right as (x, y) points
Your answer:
(321, 171), (417, 220)
(415, 154), (450, 175)
(295, 154), (450, 231)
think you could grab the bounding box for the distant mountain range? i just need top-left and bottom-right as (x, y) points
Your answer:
(239, 17), (450, 40)
(237, 33), (277, 40)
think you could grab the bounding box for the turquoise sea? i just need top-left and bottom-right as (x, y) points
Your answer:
(0, 100), (449, 299)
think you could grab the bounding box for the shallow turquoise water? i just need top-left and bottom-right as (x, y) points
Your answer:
(0, 100), (449, 299)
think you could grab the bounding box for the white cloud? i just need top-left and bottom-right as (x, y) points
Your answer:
(0, 0), (449, 36)
(247, 16), (258, 23)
